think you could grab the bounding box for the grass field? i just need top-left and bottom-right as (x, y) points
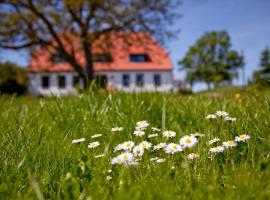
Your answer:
(1, 87), (270, 200)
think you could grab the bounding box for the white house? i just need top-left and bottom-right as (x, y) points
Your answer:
(28, 32), (174, 96)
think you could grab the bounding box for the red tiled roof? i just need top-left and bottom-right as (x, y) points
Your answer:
(28, 32), (173, 72)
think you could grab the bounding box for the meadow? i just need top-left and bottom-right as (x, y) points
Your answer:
(0, 87), (270, 200)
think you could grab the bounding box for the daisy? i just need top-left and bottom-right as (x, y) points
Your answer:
(122, 141), (135, 151)
(165, 143), (183, 154)
(223, 140), (237, 148)
(180, 135), (198, 148)
(72, 138), (86, 144)
(235, 134), (250, 142)
(111, 156), (123, 165)
(119, 152), (134, 164)
(156, 158), (166, 163)
(148, 133), (158, 138)
(225, 117), (237, 122)
(111, 127), (124, 132)
(154, 143), (167, 150)
(106, 176), (112, 181)
(91, 134), (102, 139)
(209, 146), (224, 153)
(209, 138), (220, 145)
(133, 130), (145, 137)
(205, 114), (217, 119)
(139, 141), (152, 150)
(136, 120), (149, 130)
(151, 127), (161, 132)
(95, 154), (105, 158)
(114, 144), (124, 152)
(187, 153), (200, 160)
(87, 141), (100, 148)
(133, 146), (144, 157)
(111, 152), (134, 165)
(216, 111), (229, 117)
(162, 130), (176, 138)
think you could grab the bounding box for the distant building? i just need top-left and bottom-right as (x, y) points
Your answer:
(28, 32), (174, 96)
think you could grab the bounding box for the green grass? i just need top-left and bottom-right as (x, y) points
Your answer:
(1, 88), (270, 200)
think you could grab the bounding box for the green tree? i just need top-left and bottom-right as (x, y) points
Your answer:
(179, 31), (244, 89)
(0, 0), (180, 87)
(253, 47), (270, 83)
(0, 62), (27, 95)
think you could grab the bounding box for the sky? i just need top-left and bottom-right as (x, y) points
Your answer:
(1, 0), (270, 91)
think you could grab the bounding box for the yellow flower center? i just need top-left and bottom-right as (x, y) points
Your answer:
(123, 155), (129, 159)
(240, 135), (245, 139)
(186, 138), (191, 143)
(172, 145), (177, 150)
(227, 141), (234, 145)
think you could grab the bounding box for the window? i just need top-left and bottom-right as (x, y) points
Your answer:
(73, 75), (80, 87)
(51, 54), (66, 63)
(154, 74), (161, 86)
(130, 54), (150, 62)
(93, 53), (112, 62)
(136, 74), (144, 87)
(41, 76), (49, 88)
(122, 74), (130, 87)
(58, 75), (66, 88)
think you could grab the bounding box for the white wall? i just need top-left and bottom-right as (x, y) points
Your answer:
(28, 71), (173, 96)
(28, 72), (82, 96)
(96, 71), (173, 92)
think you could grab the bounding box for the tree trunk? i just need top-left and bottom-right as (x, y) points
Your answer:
(82, 39), (94, 87)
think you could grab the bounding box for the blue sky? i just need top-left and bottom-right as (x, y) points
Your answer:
(1, 0), (270, 91)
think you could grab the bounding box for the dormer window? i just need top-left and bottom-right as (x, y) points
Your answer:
(93, 53), (112, 62)
(51, 54), (66, 63)
(130, 54), (150, 62)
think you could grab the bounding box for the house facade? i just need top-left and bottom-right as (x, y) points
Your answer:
(28, 32), (174, 96)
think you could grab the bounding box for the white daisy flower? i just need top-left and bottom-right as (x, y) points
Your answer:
(154, 143), (167, 150)
(122, 141), (135, 151)
(151, 127), (161, 132)
(209, 138), (220, 145)
(225, 117), (237, 122)
(209, 146), (224, 153)
(216, 111), (229, 117)
(91, 134), (102, 139)
(180, 135), (198, 148)
(72, 138), (86, 144)
(119, 152), (134, 164)
(111, 156), (123, 165)
(162, 130), (176, 138)
(133, 130), (145, 137)
(187, 153), (200, 160)
(156, 158), (166, 163)
(95, 154), (105, 158)
(190, 132), (205, 137)
(148, 133), (158, 138)
(136, 120), (149, 129)
(139, 141), (152, 150)
(111, 127), (124, 132)
(87, 141), (100, 148)
(111, 152), (134, 165)
(133, 146), (144, 157)
(114, 144), (124, 152)
(205, 114), (217, 119)
(149, 157), (159, 161)
(223, 140), (237, 148)
(106, 176), (112, 181)
(165, 143), (183, 154)
(235, 134), (250, 142)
